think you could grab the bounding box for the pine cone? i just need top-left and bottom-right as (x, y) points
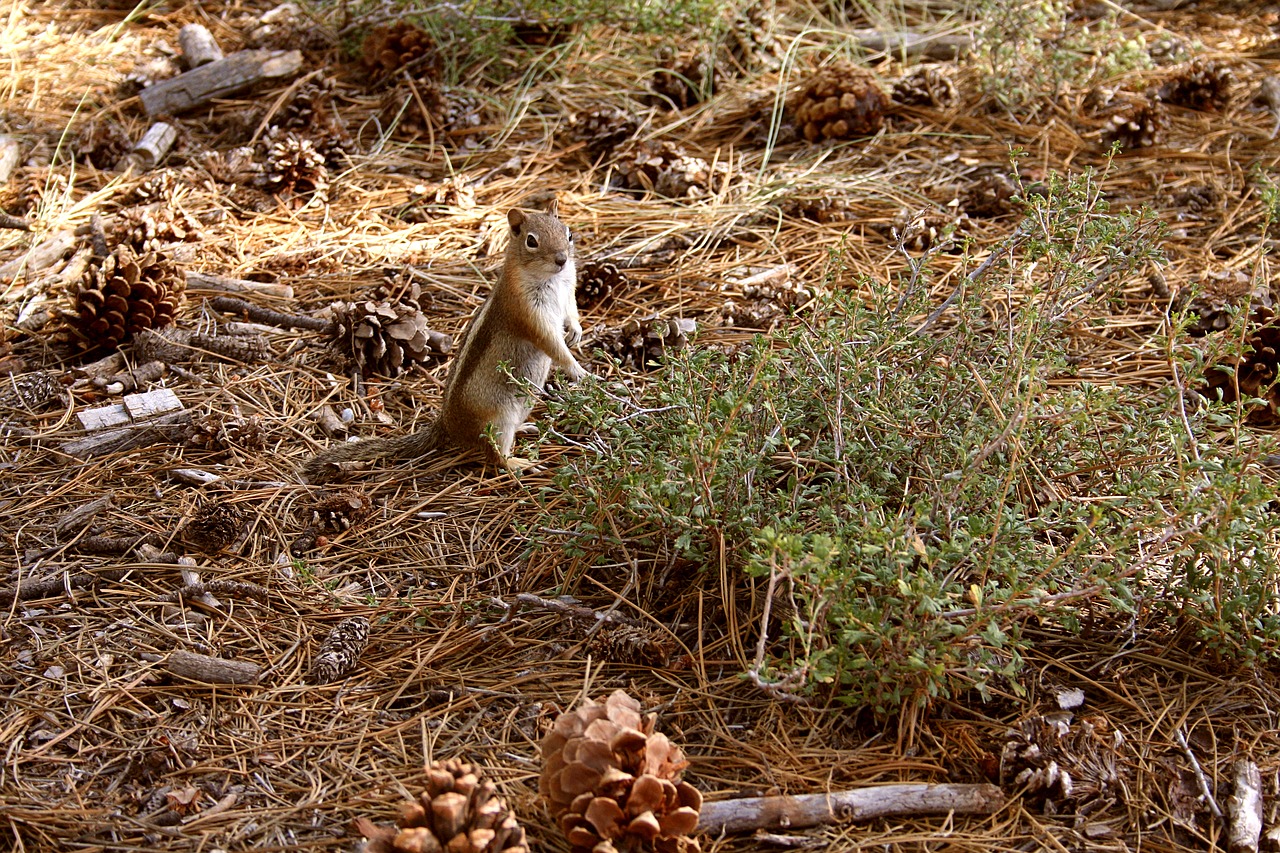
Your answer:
(1101, 98), (1165, 150)
(1177, 268), (1256, 336)
(362, 21), (441, 83)
(308, 487), (374, 535)
(310, 616), (371, 683)
(650, 47), (717, 110)
(541, 690), (701, 853)
(585, 623), (676, 667)
(72, 244), (184, 350)
(892, 66), (958, 108)
(115, 205), (203, 251)
(357, 759), (529, 853)
(1158, 60), (1233, 111)
(1173, 183), (1218, 214)
(577, 261), (628, 308)
(186, 411), (267, 451)
(1202, 306), (1280, 424)
(329, 299), (452, 378)
(595, 316), (696, 371)
(792, 62), (889, 142)
(723, 1), (781, 73)
(0, 371), (63, 412)
(961, 171), (1019, 218)
(75, 121), (131, 169)
(566, 108), (640, 160)
(181, 498), (249, 554)
(891, 207), (969, 253)
(263, 132), (329, 203)
(611, 142), (729, 199)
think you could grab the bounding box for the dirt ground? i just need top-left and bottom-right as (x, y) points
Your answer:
(3, 1), (1280, 851)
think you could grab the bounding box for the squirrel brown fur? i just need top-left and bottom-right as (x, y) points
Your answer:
(302, 203), (585, 482)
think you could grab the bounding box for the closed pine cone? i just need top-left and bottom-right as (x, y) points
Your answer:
(793, 61), (889, 142)
(356, 759), (528, 853)
(540, 690), (702, 853)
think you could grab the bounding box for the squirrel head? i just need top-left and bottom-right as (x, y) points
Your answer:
(507, 206), (574, 284)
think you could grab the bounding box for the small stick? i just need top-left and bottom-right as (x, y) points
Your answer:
(129, 122), (178, 170)
(0, 568), (128, 605)
(185, 271), (294, 299)
(53, 493), (115, 537)
(1175, 727), (1223, 819)
(0, 210), (29, 231)
(209, 295), (333, 331)
(163, 649), (261, 685)
(697, 783), (1005, 833)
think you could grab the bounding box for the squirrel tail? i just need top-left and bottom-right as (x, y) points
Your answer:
(301, 422), (443, 483)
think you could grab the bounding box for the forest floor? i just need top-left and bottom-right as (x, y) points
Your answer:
(2, 0), (1280, 851)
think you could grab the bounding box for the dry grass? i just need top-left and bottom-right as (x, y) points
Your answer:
(2, 0), (1280, 850)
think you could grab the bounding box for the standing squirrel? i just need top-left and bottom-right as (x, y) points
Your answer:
(302, 203), (585, 482)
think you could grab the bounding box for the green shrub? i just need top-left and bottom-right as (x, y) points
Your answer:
(536, 169), (1280, 714)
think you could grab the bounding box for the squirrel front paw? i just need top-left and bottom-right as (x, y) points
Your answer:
(564, 360), (587, 382)
(565, 321), (583, 347)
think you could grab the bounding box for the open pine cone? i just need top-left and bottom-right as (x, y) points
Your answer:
(262, 132), (329, 202)
(541, 690), (701, 853)
(577, 261), (628, 308)
(1201, 305), (1280, 424)
(595, 316), (695, 371)
(566, 107), (640, 160)
(362, 21), (441, 83)
(328, 299), (452, 378)
(792, 62), (889, 142)
(1158, 59), (1232, 111)
(650, 47), (717, 110)
(1101, 98), (1165, 150)
(72, 243), (184, 350)
(892, 65), (958, 108)
(357, 759), (528, 853)
(611, 142), (729, 199)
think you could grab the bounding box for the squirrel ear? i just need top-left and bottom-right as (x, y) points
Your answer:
(546, 196), (559, 216)
(507, 208), (525, 234)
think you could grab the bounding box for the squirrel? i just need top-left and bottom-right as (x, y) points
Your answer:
(302, 202), (586, 482)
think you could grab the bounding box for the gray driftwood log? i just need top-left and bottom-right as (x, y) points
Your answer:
(696, 783), (1005, 834)
(140, 49), (302, 116)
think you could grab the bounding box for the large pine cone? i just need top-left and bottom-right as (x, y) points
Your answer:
(357, 759), (528, 853)
(73, 244), (184, 350)
(792, 62), (889, 142)
(541, 690), (702, 853)
(328, 299), (452, 378)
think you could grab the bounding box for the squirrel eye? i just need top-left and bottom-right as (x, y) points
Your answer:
(525, 234), (539, 249)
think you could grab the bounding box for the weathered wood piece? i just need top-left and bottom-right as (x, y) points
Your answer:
(131, 121), (178, 169)
(210, 294), (332, 331)
(186, 270), (294, 299)
(62, 410), (192, 458)
(848, 29), (974, 60)
(1228, 759), (1263, 853)
(139, 49), (303, 117)
(0, 134), (20, 183)
(164, 649), (260, 685)
(77, 388), (182, 431)
(53, 493), (114, 537)
(697, 783), (1005, 834)
(178, 23), (224, 68)
(0, 230), (76, 282)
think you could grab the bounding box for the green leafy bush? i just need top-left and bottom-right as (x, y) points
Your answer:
(536, 170), (1280, 714)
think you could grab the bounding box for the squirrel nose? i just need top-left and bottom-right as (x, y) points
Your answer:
(554, 251), (567, 268)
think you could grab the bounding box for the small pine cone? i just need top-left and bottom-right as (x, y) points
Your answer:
(1158, 60), (1232, 111)
(115, 205), (203, 251)
(792, 62), (889, 142)
(892, 207), (968, 253)
(1173, 183), (1218, 214)
(128, 171), (178, 204)
(1000, 716), (1074, 809)
(186, 411), (266, 451)
(961, 171), (1018, 218)
(358, 759), (529, 853)
(576, 261), (627, 308)
(650, 47), (717, 110)
(309, 487), (374, 535)
(540, 690), (702, 853)
(585, 623), (676, 667)
(595, 316), (696, 371)
(328, 299), (452, 378)
(441, 87), (486, 135)
(0, 371), (63, 411)
(181, 498), (250, 554)
(262, 133), (329, 203)
(1177, 268), (1254, 336)
(362, 21), (441, 83)
(611, 142), (729, 199)
(724, 1), (781, 73)
(380, 81), (448, 140)
(1101, 99), (1165, 150)
(72, 244), (185, 350)
(1202, 307), (1280, 424)
(566, 107), (640, 159)
(892, 66), (958, 108)
(75, 121), (131, 169)
(310, 616), (371, 683)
